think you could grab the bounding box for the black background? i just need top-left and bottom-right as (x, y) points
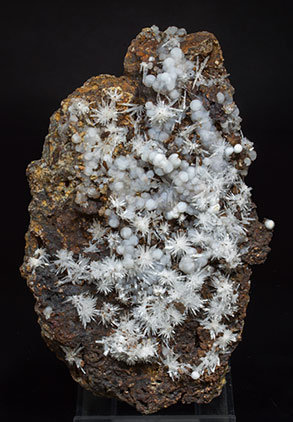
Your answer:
(1, 1), (292, 421)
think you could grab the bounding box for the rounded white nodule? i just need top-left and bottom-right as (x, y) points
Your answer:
(191, 370), (200, 380)
(179, 256), (195, 274)
(120, 227), (132, 239)
(264, 219), (275, 230)
(145, 199), (157, 211)
(177, 202), (187, 213)
(234, 144), (243, 154)
(190, 99), (202, 112)
(178, 171), (189, 183)
(216, 92), (225, 104)
(109, 216), (119, 228)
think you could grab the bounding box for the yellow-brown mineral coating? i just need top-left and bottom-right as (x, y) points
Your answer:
(20, 27), (272, 414)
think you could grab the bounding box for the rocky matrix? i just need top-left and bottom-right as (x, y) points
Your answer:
(21, 26), (273, 414)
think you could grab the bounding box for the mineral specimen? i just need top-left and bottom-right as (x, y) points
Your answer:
(21, 26), (273, 414)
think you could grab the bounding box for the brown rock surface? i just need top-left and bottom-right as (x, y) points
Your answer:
(21, 26), (272, 414)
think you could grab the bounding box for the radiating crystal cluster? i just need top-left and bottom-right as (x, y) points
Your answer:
(28, 26), (273, 381)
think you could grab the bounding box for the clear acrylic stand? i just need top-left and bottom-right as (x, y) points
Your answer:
(74, 370), (236, 421)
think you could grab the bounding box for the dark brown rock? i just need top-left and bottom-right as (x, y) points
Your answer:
(21, 26), (272, 414)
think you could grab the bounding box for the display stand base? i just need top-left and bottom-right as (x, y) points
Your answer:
(74, 370), (236, 422)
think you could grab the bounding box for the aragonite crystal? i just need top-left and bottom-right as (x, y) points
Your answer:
(21, 26), (273, 414)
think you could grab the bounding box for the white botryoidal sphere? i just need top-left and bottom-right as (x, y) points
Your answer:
(190, 99), (202, 111)
(168, 153), (181, 168)
(144, 74), (156, 87)
(170, 47), (183, 60)
(178, 171), (189, 183)
(120, 227), (132, 239)
(108, 215), (120, 228)
(234, 144), (243, 154)
(264, 219), (275, 230)
(216, 92), (225, 104)
(191, 370), (200, 380)
(179, 256), (195, 274)
(145, 198), (157, 210)
(177, 202), (187, 213)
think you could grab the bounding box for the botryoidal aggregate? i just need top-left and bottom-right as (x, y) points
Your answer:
(28, 26), (274, 381)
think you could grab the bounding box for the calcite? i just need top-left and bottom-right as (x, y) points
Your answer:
(21, 26), (273, 414)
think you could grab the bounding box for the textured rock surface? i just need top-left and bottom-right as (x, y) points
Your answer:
(21, 26), (273, 414)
